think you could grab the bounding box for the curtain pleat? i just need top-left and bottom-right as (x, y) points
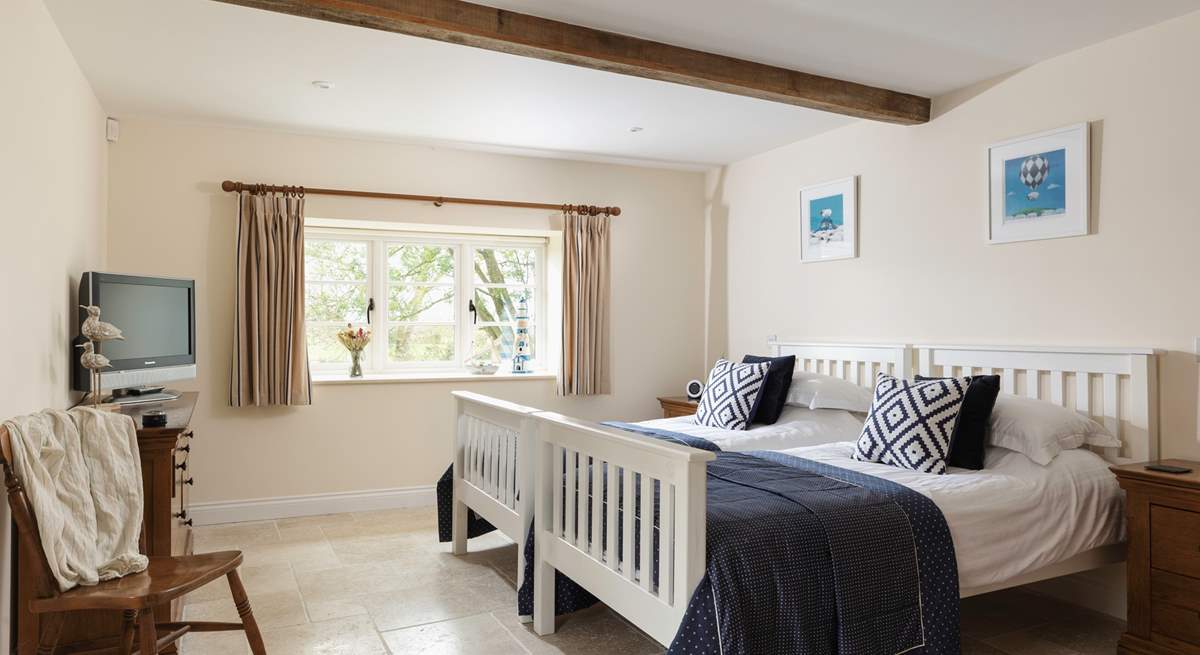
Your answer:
(558, 210), (611, 396)
(230, 192), (312, 407)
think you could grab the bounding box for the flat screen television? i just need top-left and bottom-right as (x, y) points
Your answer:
(74, 272), (196, 404)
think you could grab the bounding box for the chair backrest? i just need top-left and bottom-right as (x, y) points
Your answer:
(0, 423), (64, 601)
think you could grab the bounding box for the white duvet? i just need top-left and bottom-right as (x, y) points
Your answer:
(637, 409), (1125, 590)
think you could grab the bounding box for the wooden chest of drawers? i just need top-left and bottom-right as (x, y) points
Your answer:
(1113, 460), (1200, 655)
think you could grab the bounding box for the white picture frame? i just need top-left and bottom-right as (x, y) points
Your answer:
(988, 123), (1089, 244)
(799, 176), (857, 263)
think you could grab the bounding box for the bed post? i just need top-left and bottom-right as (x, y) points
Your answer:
(450, 395), (468, 556)
(532, 420), (556, 636)
(516, 414), (536, 622)
(675, 458), (708, 611)
(1127, 352), (1159, 462)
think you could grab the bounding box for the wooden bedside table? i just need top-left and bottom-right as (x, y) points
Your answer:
(657, 396), (698, 418)
(1112, 459), (1200, 654)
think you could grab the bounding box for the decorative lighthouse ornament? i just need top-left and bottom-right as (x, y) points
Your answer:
(511, 293), (532, 374)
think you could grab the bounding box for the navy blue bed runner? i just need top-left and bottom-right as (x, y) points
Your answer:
(437, 424), (959, 654)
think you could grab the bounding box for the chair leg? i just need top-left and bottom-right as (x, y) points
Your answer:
(227, 569), (267, 654)
(35, 612), (64, 655)
(138, 609), (158, 655)
(118, 609), (137, 655)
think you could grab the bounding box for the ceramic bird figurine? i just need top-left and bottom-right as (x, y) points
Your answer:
(80, 305), (124, 342)
(77, 341), (111, 407)
(76, 341), (111, 370)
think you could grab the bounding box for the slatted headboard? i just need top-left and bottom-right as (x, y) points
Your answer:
(916, 344), (1159, 464)
(768, 340), (912, 390)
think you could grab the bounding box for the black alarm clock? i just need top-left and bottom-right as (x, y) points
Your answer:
(685, 379), (704, 401)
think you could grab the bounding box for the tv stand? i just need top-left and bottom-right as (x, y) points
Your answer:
(106, 388), (182, 405)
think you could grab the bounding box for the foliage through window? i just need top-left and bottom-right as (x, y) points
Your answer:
(304, 231), (545, 375)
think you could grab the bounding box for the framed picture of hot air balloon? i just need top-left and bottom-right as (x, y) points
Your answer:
(799, 176), (857, 262)
(988, 123), (1089, 244)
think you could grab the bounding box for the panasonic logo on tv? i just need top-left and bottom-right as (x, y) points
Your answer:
(144, 361), (156, 365)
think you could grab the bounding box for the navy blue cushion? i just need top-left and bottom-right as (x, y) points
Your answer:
(915, 374), (1000, 470)
(696, 359), (770, 431)
(742, 354), (796, 425)
(853, 373), (968, 475)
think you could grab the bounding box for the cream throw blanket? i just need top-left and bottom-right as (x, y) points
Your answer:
(3, 407), (149, 591)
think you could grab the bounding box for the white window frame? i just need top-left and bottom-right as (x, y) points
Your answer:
(304, 225), (548, 376)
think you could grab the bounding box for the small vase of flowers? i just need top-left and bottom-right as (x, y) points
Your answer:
(336, 324), (372, 378)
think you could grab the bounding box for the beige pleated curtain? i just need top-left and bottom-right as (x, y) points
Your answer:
(229, 191), (312, 407)
(559, 210), (611, 396)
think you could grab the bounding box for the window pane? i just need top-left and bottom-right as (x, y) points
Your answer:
(306, 240), (368, 281)
(471, 326), (535, 364)
(306, 283), (367, 322)
(473, 287), (534, 324)
(388, 245), (455, 284)
(307, 324), (352, 364)
(474, 247), (536, 285)
(389, 325), (455, 362)
(389, 285), (455, 322)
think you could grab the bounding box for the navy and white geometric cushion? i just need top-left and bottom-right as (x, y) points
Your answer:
(853, 373), (968, 475)
(695, 359), (770, 431)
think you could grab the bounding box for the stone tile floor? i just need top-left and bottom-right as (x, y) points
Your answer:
(181, 507), (1125, 654)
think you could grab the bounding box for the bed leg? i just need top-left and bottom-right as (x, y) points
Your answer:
(532, 541), (556, 635)
(451, 496), (468, 555)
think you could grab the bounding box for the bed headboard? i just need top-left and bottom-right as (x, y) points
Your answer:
(916, 344), (1160, 464)
(767, 340), (912, 390)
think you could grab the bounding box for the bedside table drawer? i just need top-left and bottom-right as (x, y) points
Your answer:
(1151, 569), (1200, 646)
(1152, 505), (1200, 579)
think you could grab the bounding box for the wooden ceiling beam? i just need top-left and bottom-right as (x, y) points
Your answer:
(213, 0), (931, 125)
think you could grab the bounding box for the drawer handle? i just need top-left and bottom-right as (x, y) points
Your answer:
(183, 518), (193, 527)
(175, 461), (188, 471)
(184, 477), (194, 486)
(174, 510), (187, 519)
(178, 444), (191, 453)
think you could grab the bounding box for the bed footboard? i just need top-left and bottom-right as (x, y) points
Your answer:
(531, 411), (715, 646)
(450, 391), (538, 559)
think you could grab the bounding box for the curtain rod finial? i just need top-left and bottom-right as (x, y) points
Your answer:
(221, 180), (238, 192)
(609, 207), (621, 216)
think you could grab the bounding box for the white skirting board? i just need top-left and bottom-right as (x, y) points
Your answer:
(1026, 563), (1128, 620)
(188, 485), (437, 526)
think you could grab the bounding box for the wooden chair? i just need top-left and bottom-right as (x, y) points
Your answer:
(0, 424), (267, 654)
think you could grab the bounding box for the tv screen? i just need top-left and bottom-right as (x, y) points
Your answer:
(94, 280), (192, 361)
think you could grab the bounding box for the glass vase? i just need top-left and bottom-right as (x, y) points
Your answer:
(349, 350), (364, 378)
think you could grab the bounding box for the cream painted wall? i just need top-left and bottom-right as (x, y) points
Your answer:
(714, 11), (1200, 462)
(0, 0), (109, 648)
(106, 118), (706, 504)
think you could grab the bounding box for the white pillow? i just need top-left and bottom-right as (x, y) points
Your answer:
(988, 394), (1120, 465)
(784, 371), (873, 413)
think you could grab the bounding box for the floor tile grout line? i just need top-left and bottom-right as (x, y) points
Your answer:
(486, 610), (535, 655)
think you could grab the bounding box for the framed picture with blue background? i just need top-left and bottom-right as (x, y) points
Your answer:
(799, 176), (857, 262)
(988, 123), (1089, 244)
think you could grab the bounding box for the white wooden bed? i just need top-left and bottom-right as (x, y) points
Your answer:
(449, 341), (1159, 647)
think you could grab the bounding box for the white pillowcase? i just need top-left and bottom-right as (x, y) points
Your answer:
(784, 371), (873, 413)
(988, 393), (1121, 465)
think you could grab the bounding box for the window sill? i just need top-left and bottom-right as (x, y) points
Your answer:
(311, 370), (556, 385)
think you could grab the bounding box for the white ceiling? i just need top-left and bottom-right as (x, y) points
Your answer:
(46, 0), (1199, 167)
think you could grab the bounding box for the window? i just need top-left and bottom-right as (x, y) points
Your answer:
(303, 229), (546, 375)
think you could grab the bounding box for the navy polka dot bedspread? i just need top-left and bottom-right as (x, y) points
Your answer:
(438, 426), (960, 654)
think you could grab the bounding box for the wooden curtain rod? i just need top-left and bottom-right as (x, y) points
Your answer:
(220, 180), (620, 216)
